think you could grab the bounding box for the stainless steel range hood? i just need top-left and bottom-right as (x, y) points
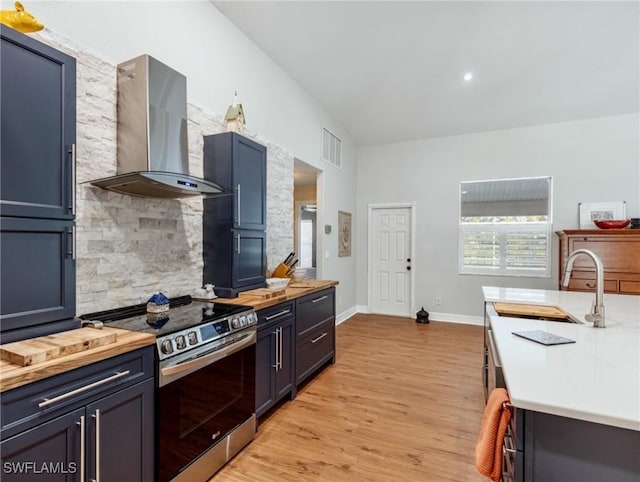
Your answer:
(91, 55), (226, 198)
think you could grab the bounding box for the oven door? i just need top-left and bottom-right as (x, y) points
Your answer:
(157, 331), (256, 482)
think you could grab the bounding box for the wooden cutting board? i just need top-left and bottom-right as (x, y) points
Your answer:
(242, 288), (287, 300)
(0, 328), (118, 367)
(493, 302), (568, 319)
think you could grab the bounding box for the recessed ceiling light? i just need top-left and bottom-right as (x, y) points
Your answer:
(463, 72), (473, 82)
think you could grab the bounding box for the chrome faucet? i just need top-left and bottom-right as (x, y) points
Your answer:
(561, 248), (605, 328)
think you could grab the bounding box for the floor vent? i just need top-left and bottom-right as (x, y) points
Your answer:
(321, 126), (342, 168)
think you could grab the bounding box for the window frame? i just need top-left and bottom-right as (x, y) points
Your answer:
(458, 176), (553, 278)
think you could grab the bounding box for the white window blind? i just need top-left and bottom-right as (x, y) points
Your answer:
(459, 177), (552, 277)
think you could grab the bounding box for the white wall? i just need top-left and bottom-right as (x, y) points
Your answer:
(357, 114), (640, 319)
(30, 1), (358, 315)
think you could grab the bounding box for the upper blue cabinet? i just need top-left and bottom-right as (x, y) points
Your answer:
(203, 132), (267, 231)
(1, 27), (76, 220)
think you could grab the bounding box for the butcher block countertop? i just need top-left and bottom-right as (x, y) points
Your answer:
(216, 279), (339, 310)
(0, 327), (155, 392)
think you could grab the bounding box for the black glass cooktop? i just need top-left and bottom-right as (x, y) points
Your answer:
(80, 296), (251, 337)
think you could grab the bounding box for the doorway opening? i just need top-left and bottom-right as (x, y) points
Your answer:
(294, 159), (320, 280)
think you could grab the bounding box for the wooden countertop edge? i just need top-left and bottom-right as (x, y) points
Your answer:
(0, 280), (338, 391)
(216, 280), (339, 310)
(0, 328), (155, 392)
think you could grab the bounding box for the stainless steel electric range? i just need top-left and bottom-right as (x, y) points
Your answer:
(81, 296), (257, 482)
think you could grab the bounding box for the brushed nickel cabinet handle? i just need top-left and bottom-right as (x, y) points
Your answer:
(311, 295), (328, 304)
(265, 309), (290, 321)
(76, 415), (85, 482)
(311, 332), (328, 344)
(39, 371), (130, 408)
(272, 328), (279, 370)
(72, 225), (76, 260)
(92, 409), (101, 482)
(236, 184), (241, 226)
(69, 144), (76, 215)
(278, 327), (283, 370)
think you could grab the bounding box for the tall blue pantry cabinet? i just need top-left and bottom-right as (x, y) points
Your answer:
(202, 132), (267, 297)
(0, 27), (78, 343)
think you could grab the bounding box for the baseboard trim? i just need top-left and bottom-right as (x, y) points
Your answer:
(350, 306), (483, 326)
(422, 311), (483, 326)
(336, 306), (358, 325)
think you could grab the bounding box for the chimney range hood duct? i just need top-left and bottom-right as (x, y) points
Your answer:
(91, 54), (226, 198)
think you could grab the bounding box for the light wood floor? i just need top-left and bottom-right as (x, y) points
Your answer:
(213, 314), (487, 482)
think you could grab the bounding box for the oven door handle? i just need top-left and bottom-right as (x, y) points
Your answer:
(159, 331), (256, 387)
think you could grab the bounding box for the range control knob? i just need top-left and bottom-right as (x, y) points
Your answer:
(231, 318), (240, 329)
(240, 315), (247, 327)
(187, 331), (198, 345)
(175, 335), (186, 350)
(161, 339), (174, 355)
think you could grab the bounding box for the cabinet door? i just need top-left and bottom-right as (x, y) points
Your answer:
(0, 408), (83, 482)
(275, 318), (294, 399)
(0, 28), (76, 220)
(232, 229), (266, 288)
(232, 135), (266, 231)
(255, 326), (277, 418)
(296, 319), (335, 385)
(86, 379), (154, 482)
(0, 217), (75, 333)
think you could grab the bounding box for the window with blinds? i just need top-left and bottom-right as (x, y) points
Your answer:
(459, 177), (552, 277)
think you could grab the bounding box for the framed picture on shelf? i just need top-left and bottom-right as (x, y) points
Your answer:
(578, 201), (626, 229)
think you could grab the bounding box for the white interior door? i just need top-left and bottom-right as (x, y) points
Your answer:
(370, 206), (413, 317)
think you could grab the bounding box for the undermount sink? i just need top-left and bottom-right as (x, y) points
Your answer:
(493, 302), (584, 324)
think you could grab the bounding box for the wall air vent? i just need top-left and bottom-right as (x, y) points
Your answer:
(321, 126), (342, 168)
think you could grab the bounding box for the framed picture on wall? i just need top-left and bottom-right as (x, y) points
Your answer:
(578, 201), (626, 229)
(338, 211), (352, 257)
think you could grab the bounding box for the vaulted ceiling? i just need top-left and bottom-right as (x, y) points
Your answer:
(212, 1), (639, 146)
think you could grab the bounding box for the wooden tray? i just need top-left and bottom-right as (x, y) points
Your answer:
(0, 328), (118, 367)
(493, 302), (568, 319)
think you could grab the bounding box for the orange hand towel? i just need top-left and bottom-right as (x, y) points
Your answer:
(475, 388), (512, 482)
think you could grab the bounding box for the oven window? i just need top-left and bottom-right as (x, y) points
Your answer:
(157, 344), (255, 481)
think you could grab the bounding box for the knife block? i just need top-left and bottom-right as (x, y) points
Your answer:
(271, 263), (293, 279)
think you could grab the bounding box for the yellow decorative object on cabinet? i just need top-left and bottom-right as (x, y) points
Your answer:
(0, 2), (43, 33)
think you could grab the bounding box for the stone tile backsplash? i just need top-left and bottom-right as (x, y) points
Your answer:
(35, 29), (293, 314)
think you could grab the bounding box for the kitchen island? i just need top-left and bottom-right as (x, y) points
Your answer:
(483, 286), (640, 482)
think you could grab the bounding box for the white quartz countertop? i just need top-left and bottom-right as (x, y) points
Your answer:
(483, 286), (640, 431)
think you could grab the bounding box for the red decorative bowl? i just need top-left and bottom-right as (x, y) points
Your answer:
(593, 219), (630, 229)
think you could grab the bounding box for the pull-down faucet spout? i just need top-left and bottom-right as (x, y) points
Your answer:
(561, 248), (605, 328)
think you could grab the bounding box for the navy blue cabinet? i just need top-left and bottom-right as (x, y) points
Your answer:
(255, 302), (295, 419)
(1, 218), (76, 334)
(0, 347), (155, 482)
(0, 28), (77, 342)
(203, 133), (266, 231)
(203, 133), (267, 297)
(1, 27), (76, 221)
(295, 288), (336, 386)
